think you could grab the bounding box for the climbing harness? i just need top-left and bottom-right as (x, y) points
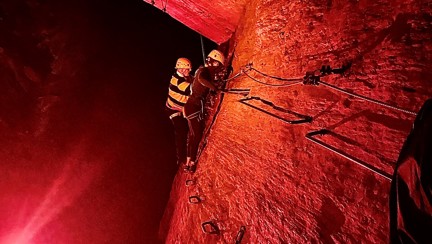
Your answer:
(239, 96), (312, 124)
(235, 226), (246, 244)
(201, 221), (220, 235)
(168, 111), (182, 120)
(305, 129), (392, 181)
(186, 110), (202, 121)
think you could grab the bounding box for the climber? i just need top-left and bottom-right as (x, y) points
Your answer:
(183, 49), (226, 173)
(165, 57), (193, 166)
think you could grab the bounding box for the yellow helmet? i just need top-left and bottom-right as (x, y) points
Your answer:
(207, 50), (225, 65)
(175, 58), (192, 69)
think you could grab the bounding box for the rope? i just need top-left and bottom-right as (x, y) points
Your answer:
(249, 66), (303, 81)
(222, 89), (249, 95)
(319, 81), (417, 115)
(241, 63), (416, 115)
(200, 35), (206, 65)
(243, 69), (303, 87)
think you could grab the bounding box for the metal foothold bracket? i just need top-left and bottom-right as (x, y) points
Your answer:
(235, 226), (246, 243)
(305, 129), (392, 181)
(185, 179), (195, 186)
(189, 196), (201, 204)
(239, 97), (313, 124)
(201, 221), (220, 235)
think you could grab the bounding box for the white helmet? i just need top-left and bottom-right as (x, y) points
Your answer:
(175, 58), (192, 69)
(207, 50), (225, 65)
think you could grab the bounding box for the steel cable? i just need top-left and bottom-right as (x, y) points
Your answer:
(320, 81), (417, 115)
(243, 69), (303, 87)
(249, 66), (304, 81)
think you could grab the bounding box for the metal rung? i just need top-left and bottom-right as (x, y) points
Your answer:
(189, 196), (201, 204)
(201, 221), (220, 235)
(306, 129), (392, 181)
(235, 226), (246, 244)
(240, 97), (312, 124)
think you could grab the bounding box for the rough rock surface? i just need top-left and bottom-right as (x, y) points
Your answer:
(142, 0), (247, 44)
(161, 0), (432, 243)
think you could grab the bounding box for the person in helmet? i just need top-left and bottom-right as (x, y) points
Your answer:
(183, 49), (226, 172)
(166, 57), (193, 166)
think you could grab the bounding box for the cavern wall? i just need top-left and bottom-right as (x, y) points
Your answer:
(162, 0), (432, 243)
(142, 0), (247, 44)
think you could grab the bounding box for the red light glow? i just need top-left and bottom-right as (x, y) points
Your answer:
(0, 147), (101, 244)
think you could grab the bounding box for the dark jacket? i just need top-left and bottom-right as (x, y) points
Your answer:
(390, 98), (432, 244)
(189, 66), (218, 102)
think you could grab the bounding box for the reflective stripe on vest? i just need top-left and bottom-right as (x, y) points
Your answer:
(166, 75), (191, 111)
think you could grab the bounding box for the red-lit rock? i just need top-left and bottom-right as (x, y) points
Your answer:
(142, 0), (247, 44)
(161, 0), (432, 242)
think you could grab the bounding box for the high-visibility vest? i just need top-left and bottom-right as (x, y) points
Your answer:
(166, 73), (192, 111)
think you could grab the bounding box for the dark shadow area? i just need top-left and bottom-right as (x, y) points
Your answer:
(327, 109), (412, 132)
(0, 0), (215, 243)
(317, 197), (345, 244)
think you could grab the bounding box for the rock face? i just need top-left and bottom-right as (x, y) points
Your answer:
(161, 0), (432, 243)
(142, 0), (247, 44)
